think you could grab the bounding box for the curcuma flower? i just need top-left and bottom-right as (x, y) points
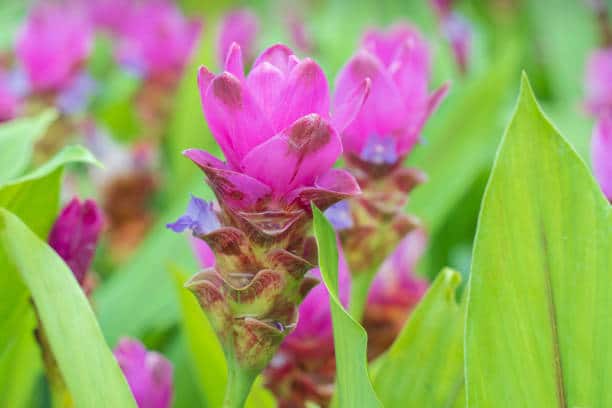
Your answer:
(15, 3), (92, 94)
(116, 0), (202, 80)
(114, 338), (173, 408)
(168, 43), (367, 401)
(332, 23), (447, 288)
(265, 241), (350, 408)
(585, 48), (612, 116)
(48, 197), (104, 290)
(218, 9), (260, 69)
(363, 229), (429, 359)
(592, 114), (612, 201)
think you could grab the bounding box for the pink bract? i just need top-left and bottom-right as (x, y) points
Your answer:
(585, 48), (612, 116)
(218, 9), (260, 68)
(592, 114), (612, 201)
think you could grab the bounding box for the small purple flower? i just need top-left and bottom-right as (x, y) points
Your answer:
(116, 0), (202, 79)
(334, 23), (448, 164)
(592, 114), (612, 201)
(585, 48), (612, 116)
(218, 9), (260, 68)
(15, 3), (92, 93)
(323, 200), (354, 231)
(166, 195), (220, 236)
(114, 338), (173, 408)
(48, 198), (104, 286)
(441, 13), (472, 75)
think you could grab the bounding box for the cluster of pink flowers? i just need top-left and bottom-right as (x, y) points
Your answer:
(585, 49), (612, 201)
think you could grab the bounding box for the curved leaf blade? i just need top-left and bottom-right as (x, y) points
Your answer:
(373, 268), (465, 407)
(466, 75), (612, 407)
(0, 209), (137, 408)
(312, 205), (382, 408)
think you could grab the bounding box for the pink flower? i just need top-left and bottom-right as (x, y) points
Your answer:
(184, 43), (368, 215)
(88, 0), (132, 33)
(0, 71), (19, 122)
(585, 48), (612, 116)
(592, 114), (612, 201)
(218, 9), (260, 68)
(442, 13), (472, 75)
(367, 229), (429, 308)
(47, 198), (104, 286)
(116, 0), (202, 78)
(114, 338), (173, 408)
(334, 23), (448, 163)
(15, 3), (92, 93)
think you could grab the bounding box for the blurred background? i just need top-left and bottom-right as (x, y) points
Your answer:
(0, 0), (606, 406)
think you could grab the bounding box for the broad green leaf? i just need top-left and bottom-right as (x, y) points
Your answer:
(169, 264), (274, 408)
(312, 206), (382, 408)
(0, 110), (57, 183)
(0, 145), (99, 238)
(373, 268), (465, 407)
(0, 209), (136, 407)
(466, 75), (612, 407)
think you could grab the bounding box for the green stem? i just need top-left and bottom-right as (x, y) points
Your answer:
(223, 358), (257, 408)
(349, 270), (376, 322)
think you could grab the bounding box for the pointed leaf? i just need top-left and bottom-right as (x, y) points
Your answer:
(312, 205), (382, 408)
(373, 268), (465, 407)
(466, 75), (612, 407)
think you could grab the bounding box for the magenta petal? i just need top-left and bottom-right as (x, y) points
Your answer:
(114, 338), (173, 408)
(361, 23), (420, 67)
(585, 48), (612, 116)
(592, 115), (612, 201)
(252, 44), (295, 75)
(284, 168), (361, 211)
(202, 72), (274, 167)
(197, 65), (214, 104)
(389, 38), (430, 114)
(335, 50), (406, 156)
(224, 42), (245, 81)
(241, 114), (342, 195)
(48, 198), (104, 286)
(183, 149), (272, 210)
(246, 61), (285, 120)
(332, 77), (371, 134)
(190, 236), (216, 268)
(273, 59), (330, 132)
(218, 9), (259, 67)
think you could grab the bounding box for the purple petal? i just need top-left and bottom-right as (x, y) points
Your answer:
(114, 338), (173, 408)
(240, 114), (342, 194)
(202, 72), (275, 167)
(442, 13), (472, 75)
(361, 23), (422, 67)
(48, 198), (104, 286)
(592, 115), (612, 201)
(323, 200), (353, 231)
(190, 236), (216, 268)
(218, 8), (259, 67)
(166, 194), (220, 236)
(252, 44), (296, 76)
(246, 61), (286, 121)
(183, 149), (272, 210)
(360, 134), (398, 165)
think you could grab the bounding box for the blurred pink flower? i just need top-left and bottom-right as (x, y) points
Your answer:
(182, 43), (368, 216)
(585, 48), (612, 116)
(15, 3), (92, 93)
(116, 0), (202, 78)
(88, 0), (132, 33)
(334, 23), (448, 164)
(218, 9), (260, 68)
(114, 338), (173, 408)
(47, 198), (104, 286)
(442, 13), (472, 75)
(592, 114), (612, 201)
(0, 71), (19, 122)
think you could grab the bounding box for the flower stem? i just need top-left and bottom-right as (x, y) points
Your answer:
(349, 269), (376, 322)
(223, 356), (257, 408)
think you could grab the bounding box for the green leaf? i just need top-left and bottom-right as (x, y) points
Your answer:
(0, 110), (57, 184)
(0, 208), (136, 407)
(373, 268), (465, 407)
(0, 145), (99, 238)
(465, 75), (612, 407)
(312, 205), (382, 408)
(169, 264), (274, 408)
